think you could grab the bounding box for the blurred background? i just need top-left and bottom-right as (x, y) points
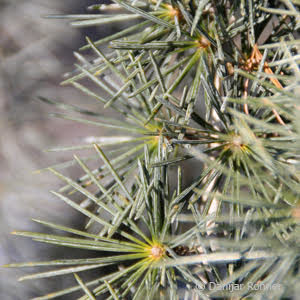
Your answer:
(0, 1), (114, 298)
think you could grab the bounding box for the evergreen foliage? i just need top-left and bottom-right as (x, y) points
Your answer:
(3, 0), (300, 299)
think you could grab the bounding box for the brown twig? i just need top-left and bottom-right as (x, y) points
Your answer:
(243, 44), (286, 125)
